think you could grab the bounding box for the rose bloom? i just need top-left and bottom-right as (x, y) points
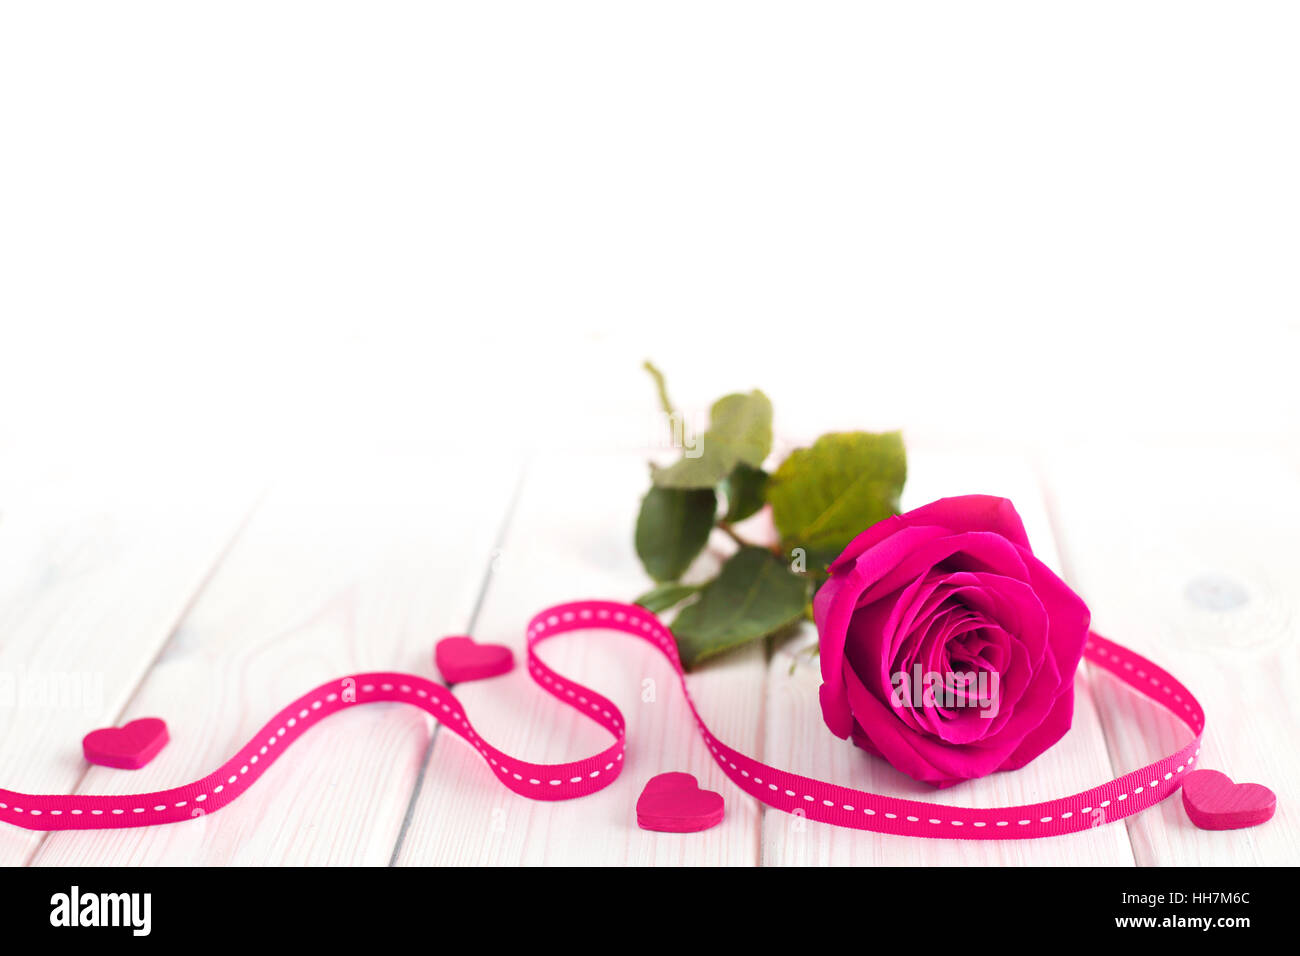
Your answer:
(813, 495), (1090, 788)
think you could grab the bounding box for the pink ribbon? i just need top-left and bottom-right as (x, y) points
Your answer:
(0, 599), (1203, 839)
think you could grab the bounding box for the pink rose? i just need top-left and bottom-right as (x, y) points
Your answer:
(813, 495), (1090, 788)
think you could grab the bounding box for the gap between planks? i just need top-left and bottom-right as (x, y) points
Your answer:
(387, 460), (530, 866)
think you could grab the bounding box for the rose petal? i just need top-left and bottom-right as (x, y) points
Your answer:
(826, 496), (1031, 575)
(816, 525), (950, 717)
(897, 496), (1031, 549)
(1021, 551), (1091, 676)
(853, 531), (1032, 610)
(842, 666), (1011, 786)
(998, 680), (1076, 770)
(825, 515), (908, 575)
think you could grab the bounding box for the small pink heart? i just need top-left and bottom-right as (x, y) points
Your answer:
(1181, 769), (1276, 830)
(434, 635), (514, 684)
(83, 717), (169, 770)
(636, 772), (725, 833)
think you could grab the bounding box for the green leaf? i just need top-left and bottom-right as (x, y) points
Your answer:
(651, 390), (772, 489)
(671, 547), (808, 668)
(721, 463), (769, 522)
(634, 582), (702, 614)
(706, 390), (773, 468)
(635, 486), (717, 582)
(766, 431), (906, 568)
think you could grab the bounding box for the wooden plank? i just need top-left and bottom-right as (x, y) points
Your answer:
(1040, 443), (1300, 865)
(394, 452), (766, 866)
(761, 446), (1135, 865)
(0, 459), (256, 865)
(31, 453), (515, 866)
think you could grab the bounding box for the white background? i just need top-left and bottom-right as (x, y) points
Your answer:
(2, 2), (1296, 465)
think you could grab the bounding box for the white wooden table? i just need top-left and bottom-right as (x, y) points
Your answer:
(1, 440), (1295, 866)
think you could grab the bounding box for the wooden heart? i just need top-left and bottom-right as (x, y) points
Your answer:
(83, 718), (169, 770)
(636, 772), (725, 833)
(1181, 769), (1276, 830)
(434, 636), (514, 683)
